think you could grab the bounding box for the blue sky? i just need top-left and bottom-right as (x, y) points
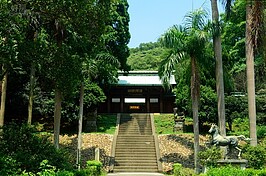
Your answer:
(127, 0), (224, 48)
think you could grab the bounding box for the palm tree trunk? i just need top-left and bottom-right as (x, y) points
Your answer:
(211, 0), (226, 136)
(0, 65), (7, 127)
(54, 88), (62, 149)
(28, 63), (36, 125)
(77, 82), (84, 169)
(191, 56), (200, 174)
(245, 1), (257, 146)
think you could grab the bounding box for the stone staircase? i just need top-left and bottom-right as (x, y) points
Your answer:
(113, 113), (161, 173)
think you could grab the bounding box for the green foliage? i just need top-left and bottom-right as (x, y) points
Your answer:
(225, 95), (248, 131)
(0, 155), (21, 176)
(37, 160), (56, 176)
(231, 118), (249, 135)
(105, 0), (131, 71)
(205, 166), (266, 176)
(85, 160), (103, 176)
(0, 123), (72, 174)
(199, 86), (218, 125)
(84, 83), (106, 111)
(222, 0), (266, 92)
(128, 42), (169, 71)
(256, 93), (266, 125)
(97, 114), (117, 134)
(173, 163), (196, 176)
(0, 0), (27, 73)
(56, 170), (75, 176)
(242, 145), (266, 169)
(154, 114), (175, 134)
(198, 147), (222, 167)
(257, 126), (266, 139)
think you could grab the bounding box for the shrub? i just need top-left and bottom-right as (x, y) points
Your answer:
(256, 93), (266, 126)
(85, 160), (103, 176)
(225, 95), (248, 131)
(56, 170), (75, 176)
(242, 145), (266, 169)
(198, 147), (222, 167)
(199, 85), (218, 126)
(173, 163), (195, 176)
(0, 123), (72, 174)
(37, 160), (56, 176)
(257, 126), (266, 139)
(0, 155), (21, 176)
(206, 166), (266, 176)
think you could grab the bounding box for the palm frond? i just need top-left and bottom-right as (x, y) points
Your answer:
(159, 25), (185, 50)
(159, 51), (187, 89)
(184, 8), (208, 31)
(221, 0), (235, 19)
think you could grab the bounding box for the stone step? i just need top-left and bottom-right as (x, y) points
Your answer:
(119, 130), (152, 132)
(113, 169), (159, 173)
(119, 129), (152, 132)
(113, 166), (158, 172)
(116, 142), (155, 145)
(116, 140), (155, 144)
(115, 159), (157, 163)
(120, 120), (150, 123)
(114, 114), (159, 173)
(116, 148), (156, 152)
(117, 138), (154, 141)
(115, 149), (156, 153)
(119, 126), (151, 129)
(116, 142), (155, 146)
(114, 156), (157, 160)
(115, 160), (157, 167)
(117, 137), (154, 140)
(119, 127), (151, 131)
(117, 135), (154, 138)
(118, 133), (153, 135)
(115, 151), (156, 155)
(114, 164), (158, 168)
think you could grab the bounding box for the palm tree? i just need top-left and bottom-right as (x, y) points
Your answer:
(213, 0), (264, 146)
(159, 8), (209, 174)
(245, 0), (265, 146)
(210, 0), (227, 136)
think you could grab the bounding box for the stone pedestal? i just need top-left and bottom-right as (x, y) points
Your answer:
(217, 159), (248, 170)
(173, 118), (185, 132)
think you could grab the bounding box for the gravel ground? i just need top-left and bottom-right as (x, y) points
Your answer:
(60, 133), (113, 170)
(158, 134), (208, 173)
(60, 133), (208, 173)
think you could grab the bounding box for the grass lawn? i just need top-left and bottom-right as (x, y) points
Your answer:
(97, 114), (117, 134)
(154, 113), (194, 134)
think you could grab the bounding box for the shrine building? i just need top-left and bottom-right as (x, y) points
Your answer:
(98, 71), (176, 113)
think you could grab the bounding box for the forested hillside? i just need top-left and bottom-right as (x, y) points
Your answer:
(127, 42), (169, 70)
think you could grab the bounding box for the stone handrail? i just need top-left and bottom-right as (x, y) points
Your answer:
(150, 113), (163, 172)
(109, 113), (120, 172)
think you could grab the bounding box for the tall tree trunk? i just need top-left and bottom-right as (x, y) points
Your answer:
(28, 63), (36, 125)
(191, 56), (200, 174)
(54, 88), (62, 149)
(0, 66), (7, 127)
(211, 0), (226, 136)
(77, 83), (84, 169)
(246, 1), (257, 146)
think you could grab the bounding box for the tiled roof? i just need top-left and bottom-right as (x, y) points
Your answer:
(118, 75), (176, 86)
